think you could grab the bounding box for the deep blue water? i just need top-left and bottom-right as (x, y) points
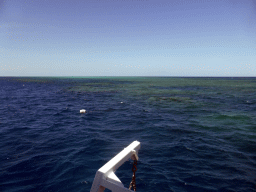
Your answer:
(0, 77), (256, 192)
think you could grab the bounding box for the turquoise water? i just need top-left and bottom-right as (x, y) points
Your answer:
(0, 77), (255, 191)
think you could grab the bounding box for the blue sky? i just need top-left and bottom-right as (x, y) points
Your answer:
(0, 0), (255, 76)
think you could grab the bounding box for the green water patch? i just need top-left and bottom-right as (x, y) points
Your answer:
(145, 96), (197, 110)
(211, 112), (253, 128)
(117, 77), (256, 99)
(67, 86), (119, 93)
(125, 77), (256, 88)
(66, 82), (127, 93)
(63, 78), (193, 96)
(209, 112), (252, 126)
(18, 77), (255, 106)
(9, 76), (256, 88)
(214, 114), (251, 121)
(148, 96), (191, 102)
(187, 110), (255, 134)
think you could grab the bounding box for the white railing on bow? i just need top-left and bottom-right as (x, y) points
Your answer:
(90, 141), (141, 192)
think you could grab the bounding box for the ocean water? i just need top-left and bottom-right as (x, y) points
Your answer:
(0, 77), (256, 192)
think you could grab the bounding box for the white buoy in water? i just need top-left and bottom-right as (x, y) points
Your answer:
(80, 109), (86, 113)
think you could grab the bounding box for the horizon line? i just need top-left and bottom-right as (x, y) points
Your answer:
(1, 76), (256, 78)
